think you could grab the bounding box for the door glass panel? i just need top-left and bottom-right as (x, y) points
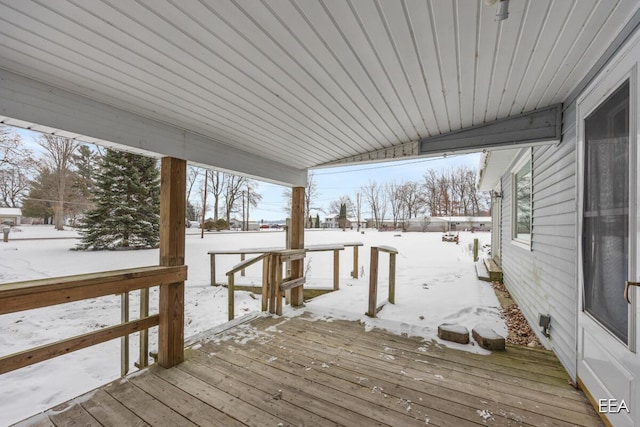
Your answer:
(583, 81), (629, 344)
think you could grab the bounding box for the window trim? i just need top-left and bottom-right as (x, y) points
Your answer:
(511, 148), (532, 250)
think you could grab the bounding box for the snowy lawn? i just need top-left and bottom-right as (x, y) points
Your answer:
(0, 225), (501, 426)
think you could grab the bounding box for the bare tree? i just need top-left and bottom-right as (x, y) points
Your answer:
(243, 179), (262, 229)
(361, 180), (388, 229)
(0, 126), (24, 167)
(328, 195), (355, 217)
(208, 171), (226, 220)
(400, 181), (425, 219)
(186, 166), (202, 207)
(223, 174), (247, 224)
(387, 180), (405, 228)
(38, 135), (80, 230)
(0, 128), (35, 207)
(282, 170), (318, 222)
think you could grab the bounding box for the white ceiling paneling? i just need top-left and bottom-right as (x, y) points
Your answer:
(472, 0), (502, 125)
(483, 0), (529, 123)
(405, 0), (449, 133)
(455, 0), (480, 132)
(0, 0), (638, 180)
(547, 0), (640, 104)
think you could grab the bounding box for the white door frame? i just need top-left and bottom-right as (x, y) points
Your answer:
(576, 32), (640, 427)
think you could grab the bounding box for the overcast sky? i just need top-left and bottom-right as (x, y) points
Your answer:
(14, 126), (481, 222)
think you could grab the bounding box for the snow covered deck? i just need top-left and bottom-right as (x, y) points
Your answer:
(19, 313), (602, 427)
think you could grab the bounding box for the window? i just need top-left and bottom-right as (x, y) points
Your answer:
(512, 150), (532, 246)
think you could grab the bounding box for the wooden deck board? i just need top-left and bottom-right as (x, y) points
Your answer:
(80, 389), (149, 427)
(19, 313), (603, 427)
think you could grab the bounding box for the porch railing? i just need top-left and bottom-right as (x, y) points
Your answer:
(366, 245), (398, 317)
(0, 265), (187, 376)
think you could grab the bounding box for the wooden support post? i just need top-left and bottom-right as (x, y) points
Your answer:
(137, 288), (149, 369)
(473, 238), (479, 262)
(276, 255), (283, 315)
(158, 157), (186, 368)
(352, 245), (359, 279)
(120, 292), (129, 377)
(367, 247), (379, 317)
(228, 274), (235, 321)
(240, 253), (246, 277)
(210, 254), (216, 286)
(261, 257), (269, 312)
(333, 249), (340, 290)
(389, 253), (396, 304)
(268, 253), (278, 314)
(290, 187), (305, 307)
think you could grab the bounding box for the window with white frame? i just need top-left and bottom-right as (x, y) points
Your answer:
(512, 150), (532, 245)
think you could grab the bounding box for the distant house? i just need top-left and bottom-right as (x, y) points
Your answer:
(404, 216), (491, 232)
(0, 207), (22, 225)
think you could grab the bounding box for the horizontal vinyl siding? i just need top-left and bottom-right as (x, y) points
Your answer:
(501, 135), (578, 379)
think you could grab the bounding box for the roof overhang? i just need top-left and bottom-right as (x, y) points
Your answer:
(0, 1), (638, 183)
(0, 69), (307, 187)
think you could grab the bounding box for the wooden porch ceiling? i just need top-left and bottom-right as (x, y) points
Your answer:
(0, 1), (639, 185)
(21, 314), (602, 427)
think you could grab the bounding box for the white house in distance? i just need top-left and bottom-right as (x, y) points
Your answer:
(0, 208), (22, 226)
(404, 216), (491, 233)
(1, 1), (639, 424)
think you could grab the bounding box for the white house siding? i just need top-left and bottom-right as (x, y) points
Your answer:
(500, 130), (578, 379)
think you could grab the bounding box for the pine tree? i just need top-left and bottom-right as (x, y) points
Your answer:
(339, 203), (347, 230)
(76, 149), (160, 250)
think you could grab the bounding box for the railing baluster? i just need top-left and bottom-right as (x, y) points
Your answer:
(135, 288), (149, 369)
(120, 292), (129, 377)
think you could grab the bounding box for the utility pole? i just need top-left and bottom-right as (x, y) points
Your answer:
(201, 169), (208, 239)
(242, 190), (246, 231)
(356, 192), (361, 231)
(247, 186), (250, 231)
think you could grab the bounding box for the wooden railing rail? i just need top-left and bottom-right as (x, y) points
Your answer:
(210, 242), (363, 288)
(226, 253), (270, 321)
(366, 246), (399, 318)
(226, 249), (309, 321)
(0, 266), (186, 315)
(0, 265), (187, 376)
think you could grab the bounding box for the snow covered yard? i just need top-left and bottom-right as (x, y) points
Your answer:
(0, 226), (501, 426)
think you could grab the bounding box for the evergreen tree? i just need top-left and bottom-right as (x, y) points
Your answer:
(76, 149), (160, 250)
(315, 213), (320, 229)
(339, 203), (347, 230)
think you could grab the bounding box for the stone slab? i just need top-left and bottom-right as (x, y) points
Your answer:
(472, 327), (506, 351)
(437, 323), (469, 344)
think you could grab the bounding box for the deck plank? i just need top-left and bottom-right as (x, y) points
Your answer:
(177, 357), (344, 426)
(48, 402), (100, 427)
(191, 344), (483, 427)
(158, 363), (293, 426)
(19, 313), (603, 427)
(103, 380), (197, 427)
(240, 324), (597, 426)
(81, 389), (149, 427)
(130, 369), (246, 427)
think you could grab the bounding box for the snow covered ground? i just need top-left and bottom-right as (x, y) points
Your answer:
(0, 225), (501, 426)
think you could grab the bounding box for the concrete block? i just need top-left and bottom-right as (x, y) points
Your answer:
(472, 327), (506, 351)
(437, 323), (469, 344)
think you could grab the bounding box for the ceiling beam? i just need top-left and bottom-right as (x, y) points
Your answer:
(0, 69), (307, 187)
(318, 140), (419, 167)
(419, 104), (562, 155)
